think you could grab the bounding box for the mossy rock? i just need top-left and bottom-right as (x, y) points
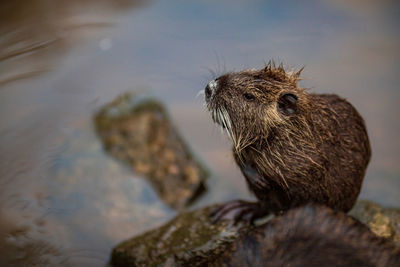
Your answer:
(350, 200), (400, 246)
(110, 205), (254, 266)
(111, 203), (400, 266)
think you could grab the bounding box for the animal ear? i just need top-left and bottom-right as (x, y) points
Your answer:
(278, 93), (298, 115)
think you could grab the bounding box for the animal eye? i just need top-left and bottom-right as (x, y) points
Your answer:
(243, 93), (255, 101)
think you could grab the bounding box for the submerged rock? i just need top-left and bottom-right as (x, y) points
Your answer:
(110, 204), (400, 267)
(350, 200), (400, 246)
(94, 93), (209, 209)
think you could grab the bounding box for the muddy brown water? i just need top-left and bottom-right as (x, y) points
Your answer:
(0, 0), (399, 265)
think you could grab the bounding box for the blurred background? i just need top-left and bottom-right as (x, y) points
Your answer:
(0, 0), (399, 265)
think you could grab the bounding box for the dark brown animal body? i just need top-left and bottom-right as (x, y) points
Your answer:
(205, 62), (371, 222)
(211, 205), (400, 267)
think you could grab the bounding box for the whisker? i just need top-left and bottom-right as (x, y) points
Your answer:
(220, 107), (236, 145)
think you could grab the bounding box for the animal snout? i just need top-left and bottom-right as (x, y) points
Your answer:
(205, 79), (218, 100)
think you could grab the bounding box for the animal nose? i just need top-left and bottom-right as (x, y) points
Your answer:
(205, 79), (218, 100)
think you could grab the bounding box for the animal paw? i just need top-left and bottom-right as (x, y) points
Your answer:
(209, 199), (266, 225)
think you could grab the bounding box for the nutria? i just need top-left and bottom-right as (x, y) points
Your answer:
(205, 62), (371, 223)
(210, 205), (400, 267)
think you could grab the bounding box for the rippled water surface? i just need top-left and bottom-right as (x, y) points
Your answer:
(0, 0), (399, 265)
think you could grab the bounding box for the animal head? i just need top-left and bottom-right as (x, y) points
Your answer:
(205, 61), (310, 154)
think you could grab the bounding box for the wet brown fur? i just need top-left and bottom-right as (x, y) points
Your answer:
(211, 205), (400, 267)
(206, 61), (371, 214)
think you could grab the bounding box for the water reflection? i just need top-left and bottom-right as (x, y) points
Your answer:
(0, 0), (146, 86)
(0, 0), (399, 266)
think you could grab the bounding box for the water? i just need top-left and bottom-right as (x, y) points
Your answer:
(0, 0), (399, 265)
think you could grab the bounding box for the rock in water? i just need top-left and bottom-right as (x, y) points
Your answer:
(94, 93), (208, 209)
(110, 203), (400, 266)
(110, 205), (254, 266)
